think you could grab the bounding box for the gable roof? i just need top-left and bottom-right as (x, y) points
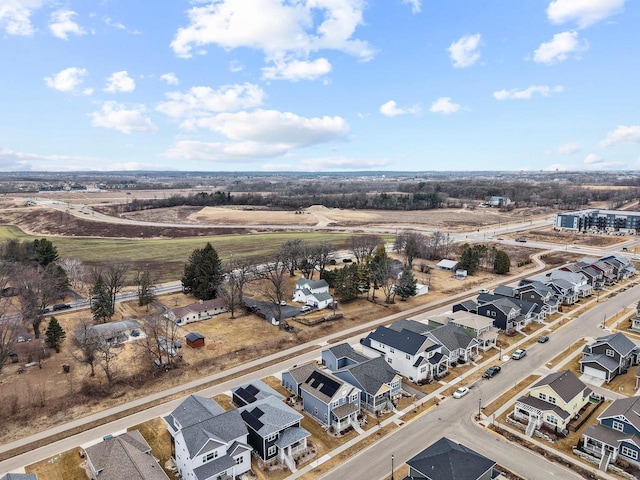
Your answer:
(74, 319), (140, 342)
(287, 363), (317, 386)
(478, 296), (519, 315)
(185, 332), (205, 342)
(362, 326), (434, 356)
(231, 379), (285, 405)
(308, 291), (333, 302)
(446, 311), (494, 331)
(598, 396), (640, 432)
(336, 356), (399, 396)
(295, 278), (329, 290)
(238, 395), (305, 437)
(427, 324), (477, 353)
(493, 285), (515, 297)
(326, 343), (369, 364)
(171, 298), (226, 318)
(180, 409), (248, 458)
(589, 332), (638, 357)
(388, 318), (432, 335)
(84, 431), (169, 480)
(454, 299), (478, 312)
(167, 395), (225, 430)
(531, 370), (590, 403)
(406, 437), (495, 480)
(579, 353), (620, 373)
(299, 368), (358, 403)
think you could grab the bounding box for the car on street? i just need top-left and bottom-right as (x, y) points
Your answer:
(483, 365), (501, 378)
(538, 335), (549, 343)
(497, 237), (504, 240)
(515, 237), (527, 243)
(452, 386), (469, 399)
(512, 349), (527, 360)
(280, 300), (287, 306)
(479, 288), (489, 294)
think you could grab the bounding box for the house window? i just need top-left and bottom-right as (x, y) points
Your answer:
(539, 393), (547, 401)
(420, 366), (427, 373)
(203, 451), (218, 462)
(314, 407), (318, 416)
(379, 343), (385, 349)
(332, 400), (339, 408)
(266, 433), (278, 442)
(351, 393), (358, 402)
(613, 421), (625, 432)
(324, 413), (328, 422)
(387, 358), (392, 364)
(405, 354), (410, 360)
(268, 446), (277, 457)
(546, 415), (558, 425)
(621, 445), (638, 460)
(548, 396), (556, 405)
(236, 456), (244, 465)
(390, 348), (394, 353)
(491, 311), (496, 317)
(606, 349), (615, 357)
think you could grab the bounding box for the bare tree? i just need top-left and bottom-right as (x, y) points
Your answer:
(0, 314), (21, 373)
(59, 257), (88, 290)
(305, 242), (334, 279)
(396, 232), (425, 268)
(136, 266), (156, 310)
(138, 314), (182, 369)
(104, 262), (130, 309)
(224, 257), (254, 316)
(279, 239), (304, 277)
(95, 339), (119, 390)
(71, 318), (101, 377)
(254, 258), (289, 328)
(350, 234), (382, 264)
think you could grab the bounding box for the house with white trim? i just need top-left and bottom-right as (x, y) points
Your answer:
(292, 278), (333, 309)
(166, 298), (227, 325)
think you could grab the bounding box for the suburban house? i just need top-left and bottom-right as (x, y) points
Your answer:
(599, 254), (636, 281)
(402, 437), (497, 480)
(321, 342), (370, 371)
(475, 297), (526, 331)
(331, 353), (403, 414)
(583, 396), (640, 469)
(631, 304), (640, 333)
(231, 379), (285, 407)
(83, 430), (169, 480)
(488, 195), (511, 207)
(74, 319), (141, 346)
(513, 370), (592, 435)
(514, 281), (560, 315)
(424, 323), (479, 364)
(444, 311), (498, 351)
(292, 277), (333, 310)
(579, 333), (639, 383)
(547, 270), (593, 298)
(436, 259), (458, 271)
(360, 325), (448, 383)
(163, 395), (252, 480)
(237, 395), (310, 471)
(282, 364), (361, 431)
(564, 262), (605, 289)
(166, 298), (226, 325)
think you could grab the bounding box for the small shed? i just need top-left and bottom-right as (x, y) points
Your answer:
(185, 332), (205, 349)
(455, 269), (468, 280)
(437, 259), (458, 271)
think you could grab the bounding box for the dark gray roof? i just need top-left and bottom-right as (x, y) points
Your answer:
(275, 426), (311, 449)
(231, 379), (285, 404)
(287, 363), (317, 386)
(427, 351), (446, 366)
(590, 332), (638, 357)
(332, 402), (359, 419)
(185, 332), (204, 341)
(0, 475), (38, 480)
(479, 296), (520, 315)
(336, 356), (399, 395)
(181, 409), (248, 458)
(238, 395), (302, 437)
(579, 353), (620, 372)
(363, 326), (432, 356)
(406, 437), (495, 480)
(327, 342), (369, 364)
(455, 299), (478, 312)
(583, 424), (640, 448)
(427, 324), (477, 354)
(516, 395), (571, 420)
(388, 319), (432, 335)
(598, 396), (640, 432)
(299, 368), (358, 403)
(168, 395), (225, 430)
(84, 431), (169, 480)
(532, 370), (590, 403)
(493, 285), (515, 297)
(193, 454), (235, 480)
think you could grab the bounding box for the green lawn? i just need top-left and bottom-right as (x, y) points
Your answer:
(0, 225), (356, 280)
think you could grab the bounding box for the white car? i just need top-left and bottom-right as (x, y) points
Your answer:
(512, 349), (527, 360)
(280, 300), (287, 306)
(452, 386), (469, 399)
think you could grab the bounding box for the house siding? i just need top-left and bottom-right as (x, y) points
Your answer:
(281, 371), (298, 395)
(600, 417), (639, 435)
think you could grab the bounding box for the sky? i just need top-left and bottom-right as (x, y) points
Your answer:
(0, 0), (639, 173)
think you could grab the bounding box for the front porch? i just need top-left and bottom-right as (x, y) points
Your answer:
(331, 402), (359, 433)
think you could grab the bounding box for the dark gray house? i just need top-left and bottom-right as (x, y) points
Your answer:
(579, 333), (639, 382)
(402, 437), (497, 480)
(321, 342), (369, 371)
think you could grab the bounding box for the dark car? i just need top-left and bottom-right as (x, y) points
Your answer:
(538, 335), (549, 343)
(483, 365), (501, 378)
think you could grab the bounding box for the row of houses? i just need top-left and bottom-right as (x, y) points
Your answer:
(452, 254), (635, 332)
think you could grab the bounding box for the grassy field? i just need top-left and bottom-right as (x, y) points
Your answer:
(0, 225), (357, 280)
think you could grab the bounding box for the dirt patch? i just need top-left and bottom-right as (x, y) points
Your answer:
(189, 206), (319, 225)
(514, 227), (627, 247)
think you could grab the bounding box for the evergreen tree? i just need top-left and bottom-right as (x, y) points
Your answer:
(91, 273), (114, 323)
(395, 267), (418, 300)
(334, 264), (360, 302)
(182, 243), (224, 300)
(33, 238), (59, 266)
(494, 250), (511, 274)
(458, 244), (479, 275)
(45, 316), (66, 353)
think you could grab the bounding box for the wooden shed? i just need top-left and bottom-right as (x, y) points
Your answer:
(185, 332), (205, 349)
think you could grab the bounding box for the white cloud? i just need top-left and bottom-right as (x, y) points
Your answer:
(171, 0), (374, 81)
(447, 34), (481, 68)
(104, 71), (136, 93)
(379, 100), (421, 117)
(533, 31), (587, 64)
(90, 101), (157, 134)
(262, 58), (332, 81)
(0, 147), (101, 171)
(402, 0), (421, 14)
(546, 153), (627, 171)
(103, 16), (141, 34)
(229, 60), (244, 72)
(557, 142), (581, 154)
(163, 141), (289, 162)
(493, 85), (564, 100)
(0, 0), (43, 36)
(44, 67), (89, 93)
(584, 153), (604, 164)
(160, 73), (179, 85)
(185, 110), (350, 147)
(265, 156), (392, 171)
(49, 10), (86, 40)
(157, 83), (266, 119)
(429, 97), (461, 115)
(547, 0), (626, 28)
(600, 125), (640, 147)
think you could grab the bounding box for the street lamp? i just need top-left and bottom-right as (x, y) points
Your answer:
(478, 398), (482, 418)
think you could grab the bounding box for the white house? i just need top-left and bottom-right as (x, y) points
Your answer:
(164, 395), (252, 480)
(166, 298), (227, 325)
(293, 277), (334, 309)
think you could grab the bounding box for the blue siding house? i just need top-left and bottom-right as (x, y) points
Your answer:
(583, 396), (640, 469)
(321, 342), (369, 371)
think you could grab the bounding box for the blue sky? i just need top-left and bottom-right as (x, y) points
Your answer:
(0, 0), (639, 172)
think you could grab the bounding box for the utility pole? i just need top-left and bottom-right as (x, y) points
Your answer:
(391, 454), (394, 480)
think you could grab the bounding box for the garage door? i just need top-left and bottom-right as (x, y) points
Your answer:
(583, 365), (607, 380)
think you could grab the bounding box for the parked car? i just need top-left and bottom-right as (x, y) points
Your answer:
(515, 237), (527, 243)
(479, 288), (489, 294)
(538, 335), (549, 343)
(483, 365), (501, 378)
(300, 305), (312, 313)
(512, 349), (527, 360)
(452, 386), (469, 399)
(280, 300), (287, 306)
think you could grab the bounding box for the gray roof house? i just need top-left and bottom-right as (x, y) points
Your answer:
(231, 379), (285, 407)
(74, 319), (141, 346)
(425, 323), (479, 364)
(292, 277), (333, 309)
(580, 333), (639, 383)
(164, 395), (252, 480)
(84, 430), (169, 480)
(360, 325), (448, 383)
(321, 342), (369, 371)
(0, 474), (38, 480)
(402, 437), (497, 480)
(238, 395), (310, 470)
